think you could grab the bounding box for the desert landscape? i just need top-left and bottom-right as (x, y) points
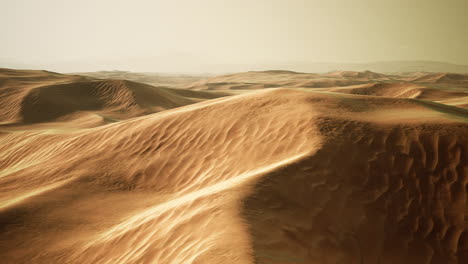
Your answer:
(0, 67), (467, 264)
(2, 0), (468, 263)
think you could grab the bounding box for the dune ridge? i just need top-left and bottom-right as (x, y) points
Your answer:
(19, 79), (196, 123)
(0, 69), (226, 129)
(408, 73), (468, 85)
(245, 116), (467, 264)
(322, 82), (468, 101)
(1, 89), (322, 263)
(0, 68), (467, 264)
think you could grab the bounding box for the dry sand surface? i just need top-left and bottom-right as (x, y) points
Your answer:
(185, 70), (468, 108)
(0, 68), (226, 130)
(0, 68), (467, 264)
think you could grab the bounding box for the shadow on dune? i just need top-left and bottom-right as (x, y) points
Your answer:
(0, 73), (467, 264)
(244, 119), (468, 264)
(18, 80), (226, 124)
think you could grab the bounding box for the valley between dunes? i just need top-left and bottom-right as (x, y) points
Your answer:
(0, 68), (467, 264)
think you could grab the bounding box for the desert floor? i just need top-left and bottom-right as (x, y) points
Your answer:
(1, 68), (467, 264)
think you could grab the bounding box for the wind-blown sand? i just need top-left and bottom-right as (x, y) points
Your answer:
(0, 68), (467, 264)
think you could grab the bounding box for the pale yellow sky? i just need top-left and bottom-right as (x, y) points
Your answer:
(1, 0), (467, 72)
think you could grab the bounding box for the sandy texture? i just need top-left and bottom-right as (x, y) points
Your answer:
(0, 69), (467, 264)
(0, 68), (226, 130)
(185, 70), (468, 109)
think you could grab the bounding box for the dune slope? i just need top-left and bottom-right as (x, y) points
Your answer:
(323, 82), (468, 101)
(0, 69), (226, 128)
(184, 70), (468, 109)
(0, 68), (88, 123)
(18, 79), (197, 123)
(409, 73), (468, 85)
(0, 87), (467, 264)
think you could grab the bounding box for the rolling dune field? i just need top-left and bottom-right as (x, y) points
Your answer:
(0, 68), (467, 264)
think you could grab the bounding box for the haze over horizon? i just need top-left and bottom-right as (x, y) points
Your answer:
(1, 0), (468, 73)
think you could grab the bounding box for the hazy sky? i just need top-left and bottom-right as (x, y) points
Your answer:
(1, 0), (467, 72)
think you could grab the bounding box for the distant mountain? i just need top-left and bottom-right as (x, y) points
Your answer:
(366, 61), (468, 73)
(281, 61), (468, 74)
(3, 58), (468, 74)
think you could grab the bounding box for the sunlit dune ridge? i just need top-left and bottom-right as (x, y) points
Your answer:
(0, 69), (467, 264)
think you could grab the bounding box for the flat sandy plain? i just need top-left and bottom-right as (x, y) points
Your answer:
(0, 68), (467, 264)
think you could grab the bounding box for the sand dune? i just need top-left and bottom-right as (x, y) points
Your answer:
(1, 69), (467, 264)
(18, 79), (198, 123)
(325, 70), (388, 79)
(0, 68), (89, 123)
(322, 82), (468, 101)
(185, 70), (468, 109)
(75, 71), (210, 88)
(322, 82), (424, 98)
(0, 69), (226, 129)
(436, 97), (468, 109)
(408, 73), (468, 85)
(186, 71), (368, 90)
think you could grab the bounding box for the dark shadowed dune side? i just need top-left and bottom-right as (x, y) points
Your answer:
(245, 118), (467, 264)
(0, 69), (227, 128)
(0, 68), (89, 123)
(159, 86), (230, 100)
(19, 80), (196, 123)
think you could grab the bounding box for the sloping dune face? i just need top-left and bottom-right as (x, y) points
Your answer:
(0, 69), (225, 128)
(0, 68), (88, 123)
(1, 68), (468, 264)
(0, 89), (322, 263)
(323, 82), (468, 101)
(245, 115), (468, 264)
(185, 70), (468, 109)
(325, 70), (386, 79)
(185, 71), (372, 90)
(19, 79), (195, 123)
(324, 83), (426, 98)
(409, 73), (468, 85)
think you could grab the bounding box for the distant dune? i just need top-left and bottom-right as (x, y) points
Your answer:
(0, 68), (89, 123)
(322, 82), (468, 101)
(184, 70), (468, 109)
(0, 68), (226, 128)
(0, 68), (467, 264)
(75, 71), (210, 88)
(186, 71), (367, 90)
(408, 73), (468, 85)
(325, 70), (387, 79)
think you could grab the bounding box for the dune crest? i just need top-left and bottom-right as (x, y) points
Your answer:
(1, 89), (322, 263)
(322, 82), (468, 101)
(0, 70), (226, 129)
(0, 68), (467, 264)
(409, 73), (468, 85)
